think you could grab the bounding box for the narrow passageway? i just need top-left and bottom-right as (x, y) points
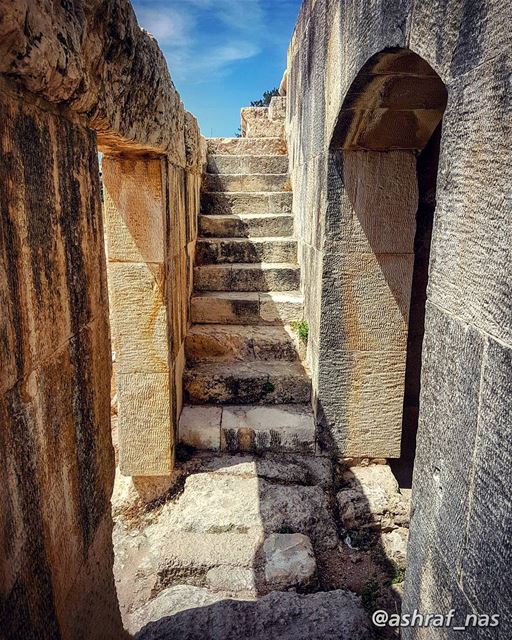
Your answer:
(112, 99), (411, 640)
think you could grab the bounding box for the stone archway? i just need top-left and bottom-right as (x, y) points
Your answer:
(318, 48), (447, 479)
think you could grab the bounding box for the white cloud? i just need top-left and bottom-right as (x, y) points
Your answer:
(136, 5), (194, 46)
(133, 0), (265, 82)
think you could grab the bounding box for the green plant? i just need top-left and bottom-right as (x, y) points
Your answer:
(291, 319), (309, 344)
(250, 87), (279, 107)
(389, 563), (405, 585)
(361, 579), (380, 612)
(262, 381), (275, 395)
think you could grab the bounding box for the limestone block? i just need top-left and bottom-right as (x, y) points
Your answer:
(173, 342), (185, 423)
(103, 157), (165, 263)
(191, 291), (303, 326)
(258, 480), (339, 549)
(263, 533), (316, 590)
(241, 107), (284, 138)
(318, 349), (406, 457)
(332, 150), (418, 254)
(203, 173), (290, 193)
(111, 469), (173, 516)
(0, 96), (118, 637)
(184, 111), (204, 170)
(179, 405), (221, 450)
(0, 1), (199, 163)
(199, 213), (294, 239)
(168, 164), (187, 258)
(161, 472), (262, 533)
(195, 238), (297, 266)
(269, 96), (287, 121)
(0, 93), (107, 394)
(185, 325), (300, 363)
(409, 0), (509, 82)
(426, 60), (512, 345)
(321, 251), (413, 352)
(337, 465), (410, 531)
(259, 292), (304, 324)
(191, 292), (260, 324)
(194, 264), (300, 293)
(201, 191), (292, 216)
(109, 263), (168, 373)
(207, 155), (288, 175)
(459, 336), (512, 618)
(206, 566), (256, 594)
(409, 304), (485, 568)
(184, 362), (311, 405)
(185, 172), (201, 244)
(381, 527), (409, 570)
(117, 372), (173, 476)
(199, 453), (333, 488)
(206, 137), (287, 156)
(221, 404), (315, 454)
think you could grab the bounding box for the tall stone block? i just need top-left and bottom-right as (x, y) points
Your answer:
(0, 88), (123, 639)
(103, 156), (174, 476)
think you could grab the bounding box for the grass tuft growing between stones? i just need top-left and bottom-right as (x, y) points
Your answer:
(291, 319), (309, 344)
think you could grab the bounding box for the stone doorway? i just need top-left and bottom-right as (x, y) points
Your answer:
(319, 48), (448, 484)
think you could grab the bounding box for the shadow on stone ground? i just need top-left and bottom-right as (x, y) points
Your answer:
(111, 442), (410, 640)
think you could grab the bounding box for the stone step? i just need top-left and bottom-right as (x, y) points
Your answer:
(183, 362), (311, 405)
(195, 238), (297, 265)
(185, 325), (304, 363)
(207, 155), (288, 175)
(203, 173), (290, 193)
(241, 107), (285, 138)
(199, 214), (294, 238)
(207, 137), (287, 156)
(202, 191), (292, 216)
(194, 263), (300, 292)
(179, 404), (315, 453)
(191, 291), (304, 325)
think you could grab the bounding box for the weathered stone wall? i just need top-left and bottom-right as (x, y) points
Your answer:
(0, 82), (123, 639)
(286, 0), (511, 634)
(0, 0), (203, 635)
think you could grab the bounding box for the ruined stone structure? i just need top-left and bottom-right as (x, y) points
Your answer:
(1, 0), (510, 638)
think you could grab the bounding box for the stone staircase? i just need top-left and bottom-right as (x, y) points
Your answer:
(180, 99), (314, 454)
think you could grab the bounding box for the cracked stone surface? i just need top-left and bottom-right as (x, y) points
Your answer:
(134, 585), (369, 640)
(113, 453), (409, 637)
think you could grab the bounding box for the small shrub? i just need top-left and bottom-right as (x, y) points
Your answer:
(291, 319), (309, 344)
(389, 562), (405, 585)
(361, 579), (380, 612)
(250, 87), (279, 107)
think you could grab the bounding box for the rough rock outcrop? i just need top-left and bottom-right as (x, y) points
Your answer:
(133, 586), (369, 640)
(337, 464), (410, 532)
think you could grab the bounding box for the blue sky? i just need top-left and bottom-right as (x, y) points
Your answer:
(132, 0), (302, 137)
